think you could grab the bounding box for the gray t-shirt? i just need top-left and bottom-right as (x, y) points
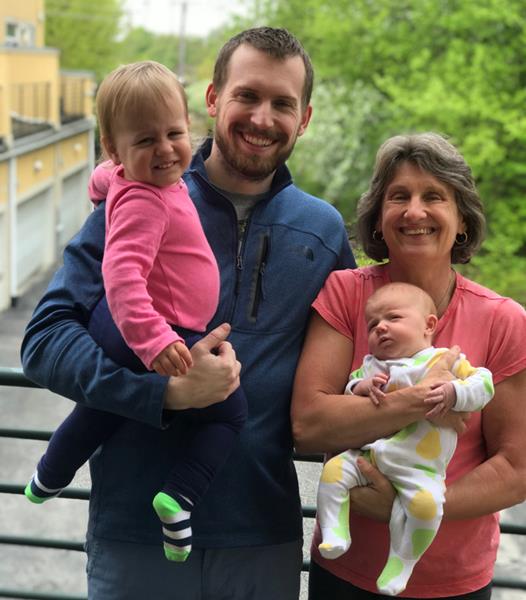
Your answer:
(213, 186), (268, 237)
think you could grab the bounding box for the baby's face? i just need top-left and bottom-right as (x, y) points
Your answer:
(110, 89), (192, 188)
(365, 291), (433, 360)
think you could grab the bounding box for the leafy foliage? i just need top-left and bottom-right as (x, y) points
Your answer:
(45, 0), (124, 79)
(45, 0), (525, 303)
(259, 0), (526, 304)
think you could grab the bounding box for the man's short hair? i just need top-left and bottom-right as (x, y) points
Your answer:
(212, 26), (314, 110)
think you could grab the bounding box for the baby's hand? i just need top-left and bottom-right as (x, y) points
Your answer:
(424, 381), (457, 418)
(368, 373), (389, 406)
(151, 341), (193, 377)
(353, 373), (388, 406)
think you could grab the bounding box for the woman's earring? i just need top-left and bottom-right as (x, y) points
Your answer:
(372, 230), (384, 241)
(455, 232), (468, 245)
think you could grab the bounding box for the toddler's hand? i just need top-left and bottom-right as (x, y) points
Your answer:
(151, 341), (193, 377)
(424, 381), (456, 418)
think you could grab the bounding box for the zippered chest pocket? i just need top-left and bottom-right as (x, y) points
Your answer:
(240, 227), (333, 332)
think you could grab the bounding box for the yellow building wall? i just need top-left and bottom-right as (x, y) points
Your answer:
(59, 133), (90, 174)
(1, 0), (45, 48)
(83, 78), (95, 118)
(6, 49), (60, 126)
(0, 55), (9, 142)
(0, 161), (8, 205)
(17, 145), (55, 199)
(0, 159), (8, 311)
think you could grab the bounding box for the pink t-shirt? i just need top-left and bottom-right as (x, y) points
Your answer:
(311, 264), (526, 597)
(90, 164), (220, 370)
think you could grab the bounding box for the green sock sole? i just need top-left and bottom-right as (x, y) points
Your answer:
(164, 546), (190, 562)
(24, 482), (47, 504)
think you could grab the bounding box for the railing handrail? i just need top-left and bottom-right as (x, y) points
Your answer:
(1, 367), (525, 599)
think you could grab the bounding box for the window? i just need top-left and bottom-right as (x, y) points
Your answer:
(5, 20), (35, 47)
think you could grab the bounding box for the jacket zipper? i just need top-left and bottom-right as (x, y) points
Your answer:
(235, 220), (248, 296)
(250, 233), (269, 320)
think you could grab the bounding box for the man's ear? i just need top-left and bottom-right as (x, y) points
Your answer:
(205, 83), (218, 118)
(297, 104), (313, 137)
(101, 136), (120, 165)
(425, 314), (439, 338)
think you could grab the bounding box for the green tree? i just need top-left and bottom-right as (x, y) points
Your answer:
(116, 27), (214, 81)
(258, 0), (526, 303)
(45, 0), (124, 79)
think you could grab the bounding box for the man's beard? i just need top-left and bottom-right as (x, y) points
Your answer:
(214, 126), (296, 182)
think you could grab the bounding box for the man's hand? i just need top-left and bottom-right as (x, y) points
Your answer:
(348, 458), (395, 522)
(163, 323), (241, 410)
(152, 341), (193, 376)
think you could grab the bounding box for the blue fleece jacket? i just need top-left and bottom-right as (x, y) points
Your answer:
(21, 139), (356, 547)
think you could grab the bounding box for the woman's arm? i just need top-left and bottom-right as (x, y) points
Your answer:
(350, 369), (526, 521)
(292, 312), (443, 454)
(444, 368), (526, 518)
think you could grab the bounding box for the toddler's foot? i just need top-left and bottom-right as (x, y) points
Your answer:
(24, 472), (64, 504)
(153, 492), (193, 562)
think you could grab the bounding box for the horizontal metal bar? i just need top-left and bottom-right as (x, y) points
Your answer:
(0, 483), (90, 500)
(0, 534), (84, 552)
(500, 522), (526, 535)
(0, 589), (86, 600)
(1, 367), (525, 594)
(0, 495), (523, 591)
(292, 453), (324, 463)
(492, 577), (526, 590)
(0, 428), (52, 441)
(302, 559), (526, 591)
(300, 503), (526, 536)
(0, 367), (41, 388)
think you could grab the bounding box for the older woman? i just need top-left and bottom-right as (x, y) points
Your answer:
(292, 133), (526, 599)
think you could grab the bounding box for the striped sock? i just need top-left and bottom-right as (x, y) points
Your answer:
(152, 492), (193, 562)
(24, 472), (64, 504)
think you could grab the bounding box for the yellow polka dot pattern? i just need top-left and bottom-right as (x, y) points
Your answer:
(408, 489), (437, 521)
(416, 429), (442, 460)
(455, 358), (477, 379)
(320, 456), (344, 484)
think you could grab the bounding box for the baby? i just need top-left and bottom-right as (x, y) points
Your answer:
(316, 282), (494, 596)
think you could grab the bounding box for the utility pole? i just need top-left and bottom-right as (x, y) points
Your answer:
(178, 1), (187, 83)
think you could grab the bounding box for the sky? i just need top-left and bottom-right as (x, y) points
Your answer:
(123, 0), (248, 37)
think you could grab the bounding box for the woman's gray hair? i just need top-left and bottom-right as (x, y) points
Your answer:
(356, 132), (486, 264)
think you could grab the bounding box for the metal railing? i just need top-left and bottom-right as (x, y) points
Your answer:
(1, 367), (525, 599)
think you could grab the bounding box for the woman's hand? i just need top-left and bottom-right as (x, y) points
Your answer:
(348, 457), (396, 522)
(428, 411), (470, 435)
(163, 323), (241, 410)
(421, 346), (461, 387)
